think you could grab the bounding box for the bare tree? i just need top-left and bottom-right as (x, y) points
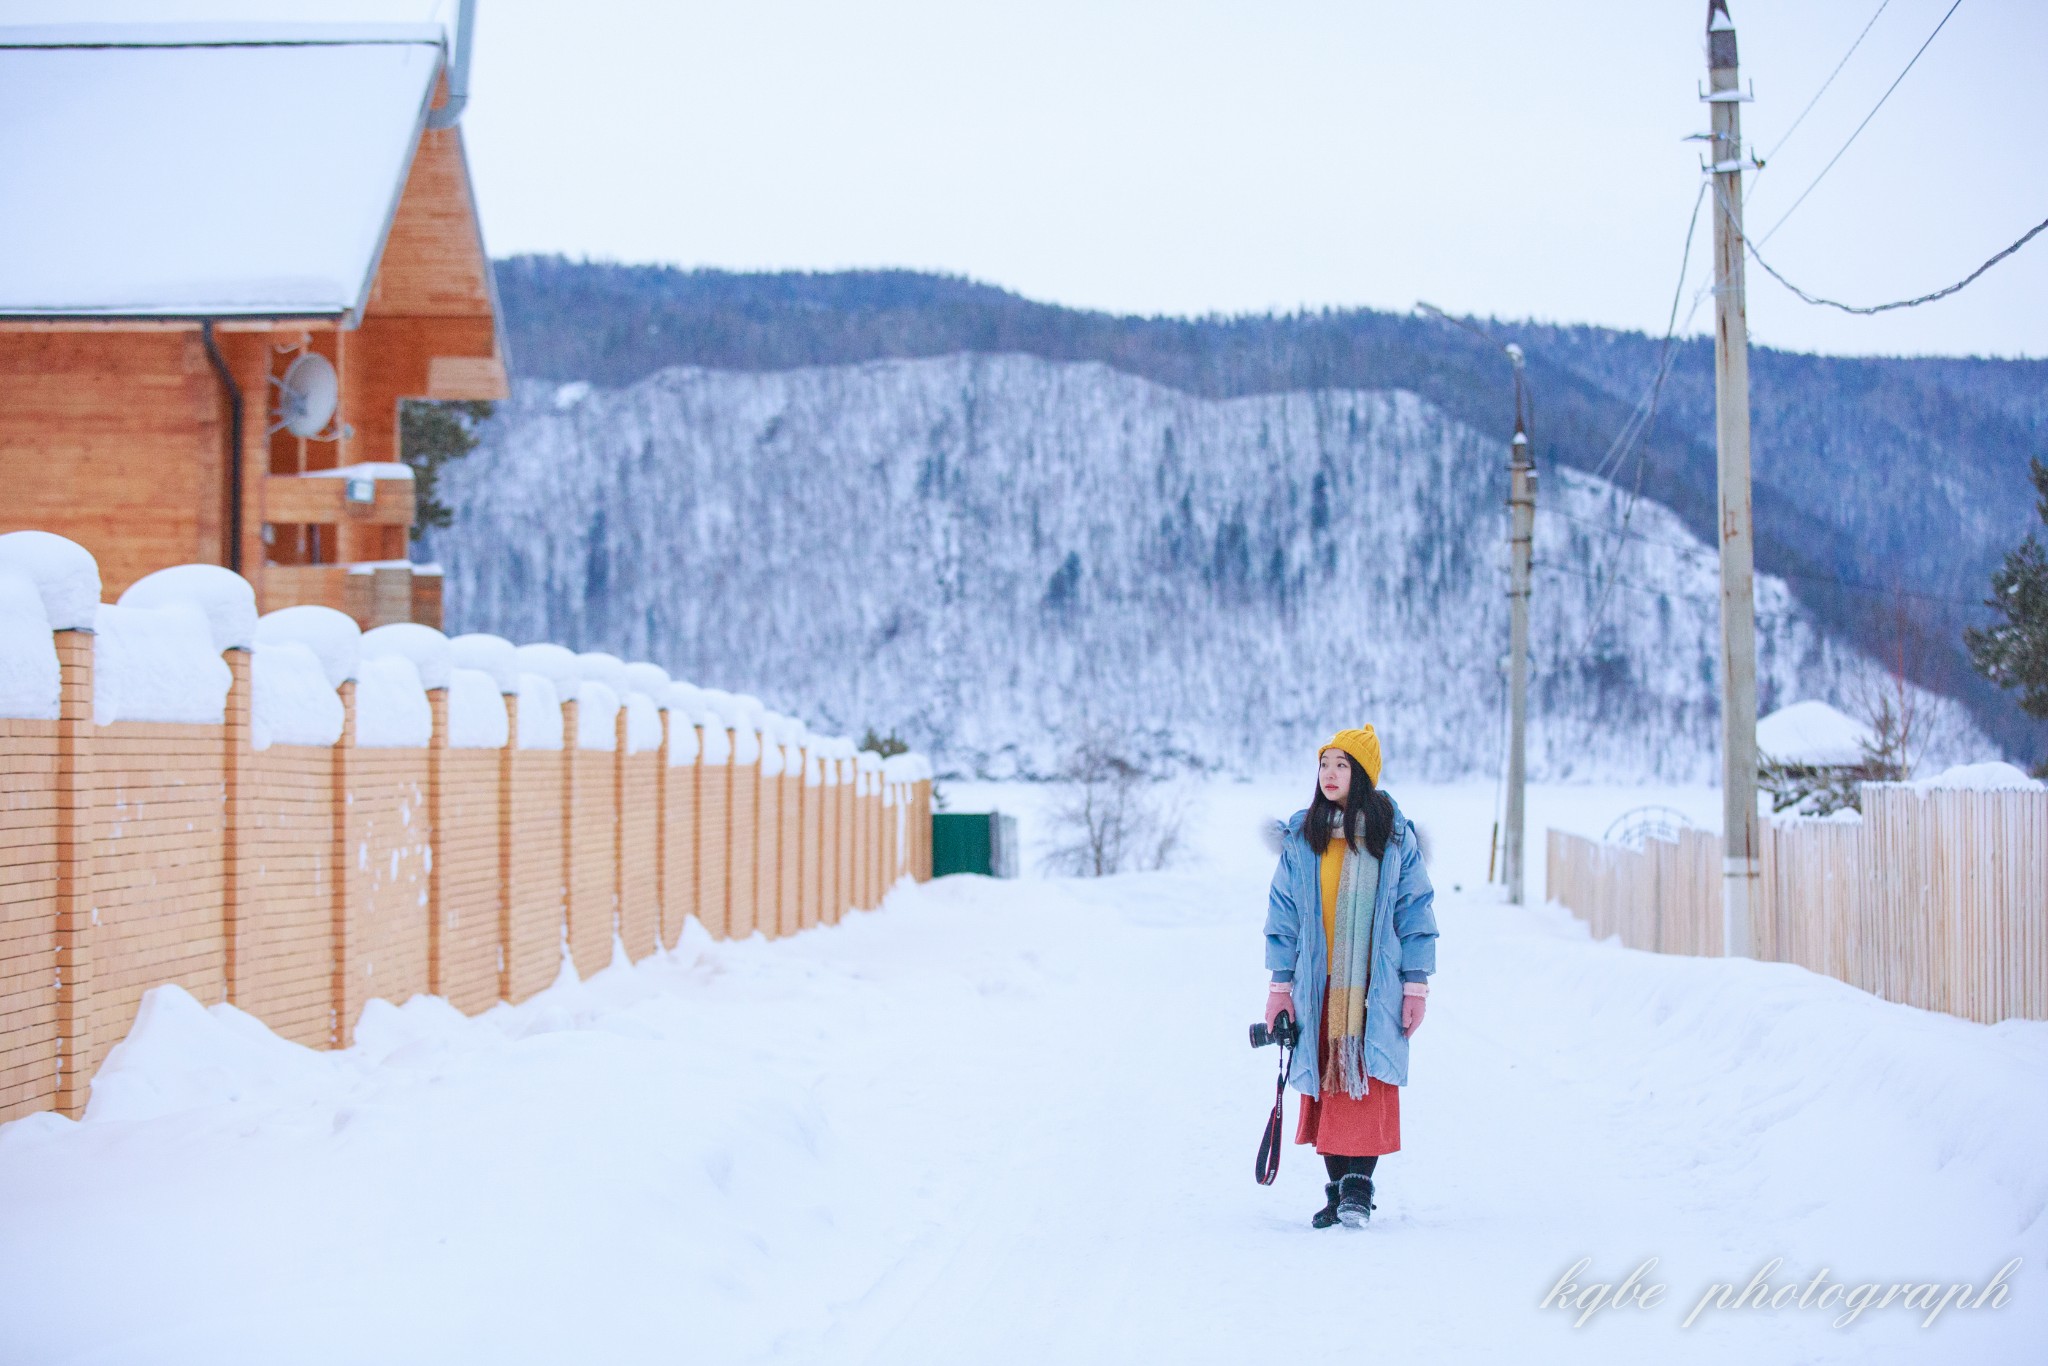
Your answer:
(1041, 733), (1188, 877)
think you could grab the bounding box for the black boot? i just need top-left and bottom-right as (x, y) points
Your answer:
(1336, 1172), (1376, 1227)
(1310, 1182), (1342, 1229)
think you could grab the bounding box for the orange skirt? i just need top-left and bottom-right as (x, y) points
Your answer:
(1294, 995), (1401, 1156)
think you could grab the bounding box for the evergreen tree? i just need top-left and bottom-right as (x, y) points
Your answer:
(398, 399), (495, 539)
(1965, 458), (2048, 737)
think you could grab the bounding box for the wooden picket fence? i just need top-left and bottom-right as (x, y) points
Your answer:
(1546, 784), (2048, 1023)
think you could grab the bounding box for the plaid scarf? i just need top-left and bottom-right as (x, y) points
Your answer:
(1323, 834), (1382, 1098)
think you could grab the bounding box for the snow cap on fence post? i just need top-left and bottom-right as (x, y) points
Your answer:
(0, 529), (100, 631)
(574, 679), (621, 751)
(447, 667), (510, 748)
(623, 689), (662, 754)
(257, 605), (360, 688)
(448, 633), (519, 693)
(0, 570), (60, 720)
(250, 640), (344, 750)
(354, 654), (432, 747)
(360, 622), (452, 691)
(93, 600), (231, 725)
(623, 661), (671, 700)
(575, 650), (628, 695)
(119, 563), (256, 654)
(512, 642), (579, 688)
(514, 672), (563, 749)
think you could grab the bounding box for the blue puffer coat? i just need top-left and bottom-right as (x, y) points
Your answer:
(1264, 799), (1438, 1097)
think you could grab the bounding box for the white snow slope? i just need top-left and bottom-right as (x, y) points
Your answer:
(422, 357), (1993, 780)
(0, 781), (2041, 1365)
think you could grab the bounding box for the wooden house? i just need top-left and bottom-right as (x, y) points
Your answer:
(0, 12), (505, 627)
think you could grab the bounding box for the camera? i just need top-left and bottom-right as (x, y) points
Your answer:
(1249, 1010), (1298, 1050)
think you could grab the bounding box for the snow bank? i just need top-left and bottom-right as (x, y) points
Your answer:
(255, 605), (359, 688)
(250, 641), (343, 750)
(512, 642), (578, 688)
(447, 668), (509, 749)
(1911, 761), (2043, 792)
(82, 984), (343, 1126)
(353, 655), (431, 748)
(573, 680), (619, 751)
(514, 673), (562, 750)
(92, 601), (230, 726)
(448, 633), (519, 693)
(118, 564), (255, 654)
(0, 529), (99, 631)
(622, 691), (662, 755)
(575, 651), (628, 694)
(622, 661), (670, 699)
(360, 622), (451, 691)
(1756, 700), (1875, 768)
(0, 570), (59, 720)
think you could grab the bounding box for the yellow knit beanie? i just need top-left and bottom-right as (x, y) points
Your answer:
(1319, 726), (1383, 786)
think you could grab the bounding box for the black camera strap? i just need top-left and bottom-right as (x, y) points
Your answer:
(1255, 1015), (1294, 1186)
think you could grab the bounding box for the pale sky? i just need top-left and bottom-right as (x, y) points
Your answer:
(10, 0), (2045, 357)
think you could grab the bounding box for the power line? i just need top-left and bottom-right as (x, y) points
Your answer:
(1577, 182), (1707, 647)
(1757, 0), (1893, 172)
(1538, 505), (1988, 607)
(1755, 0), (1964, 247)
(1746, 207), (2048, 315)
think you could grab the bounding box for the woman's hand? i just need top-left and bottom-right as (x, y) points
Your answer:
(1264, 984), (1293, 1032)
(1400, 990), (1427, 1036)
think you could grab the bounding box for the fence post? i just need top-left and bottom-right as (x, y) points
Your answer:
(52, 630), (95, 1116)
(330, 680), (357, 1047)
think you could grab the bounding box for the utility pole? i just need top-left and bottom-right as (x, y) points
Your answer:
(1705, 0), (1759, 957)
(1414, 301), (1536, 903)
(1503, 346), (1534, 905)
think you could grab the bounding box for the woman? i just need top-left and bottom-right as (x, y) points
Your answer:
(1262, 726), (1437, 1228)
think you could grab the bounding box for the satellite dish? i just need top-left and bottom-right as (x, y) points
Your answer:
(273, 353), (340, 439)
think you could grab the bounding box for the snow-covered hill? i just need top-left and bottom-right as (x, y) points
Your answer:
(423, 354), (1986, 779)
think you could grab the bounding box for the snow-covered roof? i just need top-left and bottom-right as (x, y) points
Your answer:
(1756, 700), (1875, 769)
(0, 23), (446, 318)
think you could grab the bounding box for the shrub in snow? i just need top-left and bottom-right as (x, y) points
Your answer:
(360, 622), (452, 691)
(623, 691), (663, 754)
(250, 641), (344, 749)
(447, 667), (509, 748)
(513, 642), (579, 686)
(255, 605), (360, 688)
(515, 672), (563, 749)
(575, 651), (629, 694)
(93, 601), (232, 726)
(118, 564), (256, 654)
(1040, 735), (1184, 877)
(354, 654), (432, 748)
(0, 529), (100, 631)
(574, 679), (620, 750)
(448, 632), (519, 693)
(0, 570), (60, 720)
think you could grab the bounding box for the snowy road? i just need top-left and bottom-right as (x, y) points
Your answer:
(1, 782), (2043, 1364)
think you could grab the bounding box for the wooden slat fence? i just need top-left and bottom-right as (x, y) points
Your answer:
(1547, 784), (2048, 1023)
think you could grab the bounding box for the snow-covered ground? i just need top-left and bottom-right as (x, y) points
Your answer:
(1, 779), (2042, 1365)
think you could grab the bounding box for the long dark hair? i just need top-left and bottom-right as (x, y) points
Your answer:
(1307, 755), (1395, 860)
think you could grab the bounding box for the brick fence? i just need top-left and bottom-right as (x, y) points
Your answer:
(0, 590), (933, 1126)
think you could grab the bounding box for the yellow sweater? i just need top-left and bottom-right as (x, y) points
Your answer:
(1320, 836), (1345, 956)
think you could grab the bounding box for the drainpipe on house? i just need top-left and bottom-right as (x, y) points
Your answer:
(425, 0), (476, 129)
(200, 320), (244, 575)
